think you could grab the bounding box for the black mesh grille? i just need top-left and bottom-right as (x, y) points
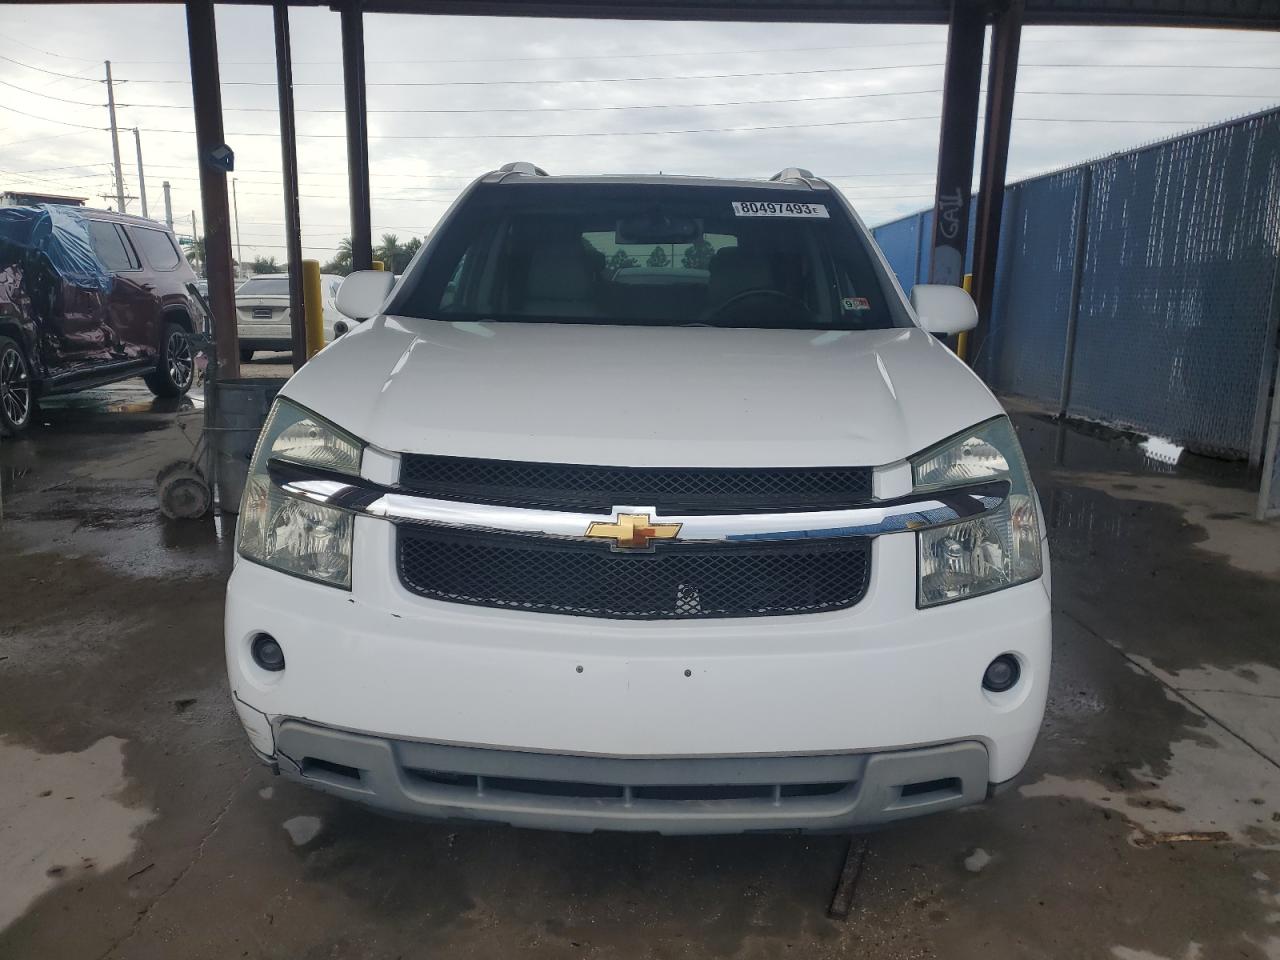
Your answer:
(398, 455), (873, 514)
(397, 527), (872, 620)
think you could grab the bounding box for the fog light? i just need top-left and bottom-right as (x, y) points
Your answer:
(251, 633), (286, 672)
(982, 654), (1020, 693)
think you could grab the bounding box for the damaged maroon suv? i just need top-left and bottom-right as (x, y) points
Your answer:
(0, 205), (204, 436)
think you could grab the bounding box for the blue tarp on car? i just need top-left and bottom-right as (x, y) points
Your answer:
(0, 204), (111, 292)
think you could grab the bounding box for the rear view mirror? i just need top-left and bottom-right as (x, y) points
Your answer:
(615, 214), (702, 246)
(336, 270), (395, 320)
(910, 283), (978, 335)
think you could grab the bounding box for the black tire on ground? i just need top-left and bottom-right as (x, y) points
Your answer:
(240, 349), (254, 363)
(0, 335), (35, 437)
(144, 322), (195, 398)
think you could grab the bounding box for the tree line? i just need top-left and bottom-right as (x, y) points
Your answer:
(183, 234), (424, 278)
(185, 233), (712, 279)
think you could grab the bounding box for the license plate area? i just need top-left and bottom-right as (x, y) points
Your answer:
(252, 307), (272, 319)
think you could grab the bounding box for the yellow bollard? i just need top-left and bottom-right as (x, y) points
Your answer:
(956, 273), (974, 363)
(371, 260), (386, 271)
(302, 259), (325, 360)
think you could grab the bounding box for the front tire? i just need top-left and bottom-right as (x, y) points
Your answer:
(0, 335), (35, 437)
(145, 322), (195, 398)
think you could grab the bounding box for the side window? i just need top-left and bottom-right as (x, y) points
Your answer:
(129, 227), (182, 271)
(86, 220), (139, 272)
(440, 253), (469, 309)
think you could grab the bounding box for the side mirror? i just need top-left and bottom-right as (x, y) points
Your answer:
(336, 270), (395, 320)
(910, 283), (978, 336)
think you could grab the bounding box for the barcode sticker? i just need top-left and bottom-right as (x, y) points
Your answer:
(731, 201), (829, 218)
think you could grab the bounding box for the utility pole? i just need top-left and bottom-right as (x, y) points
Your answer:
(132, 127), (149, 219)
(231, 176), (243, 273)
(104, 61), (126, 213)
(191, 208), (201, 275)
(99, 190), (135, 211)
(162, 181), (173, 229)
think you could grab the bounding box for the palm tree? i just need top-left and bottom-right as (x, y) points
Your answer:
(187, 236), (206, 275)
(377, 233), (401, 269)
(319, 237), (352, 275)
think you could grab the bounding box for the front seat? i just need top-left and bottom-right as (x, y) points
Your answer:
(523, 235), (597, 318)
(706, 246), (774, 308)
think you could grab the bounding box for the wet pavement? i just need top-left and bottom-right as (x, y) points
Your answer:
(2, 376), (1279, 959)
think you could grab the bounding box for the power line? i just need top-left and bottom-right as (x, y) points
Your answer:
(133, 111), (1248, 141)
(120, 88), (947, 113)
(0, 101), (105, 130)
(1020, 89), (1280, 99)
(117, 61), (950, 86)
(0, 76), (105, 107)
(111, 86), (1280, 116)
(50, 35), (1280, 69)
(111, 59), (1280, 88)
(130, 114), (939, 140)
(0, 31), (101, 63)
(0, 167), (107, 193)
(5, 95), (1252, 147)
(34, 29), (1280, 68)
(121, 39), (956, 67)
(0, 162), (111, 175)
(0, 52), (103, 83)
(0, 130), (103, 150)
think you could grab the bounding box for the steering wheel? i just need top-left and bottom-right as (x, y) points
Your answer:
(698, 288), (812, 326)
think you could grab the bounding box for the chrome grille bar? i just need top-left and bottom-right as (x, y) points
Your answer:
(268, 459), (1008, 545)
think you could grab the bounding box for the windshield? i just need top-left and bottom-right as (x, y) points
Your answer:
(391, 182), (906, 331)
(238, 277), (289, 296)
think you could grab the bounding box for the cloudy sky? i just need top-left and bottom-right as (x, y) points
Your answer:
(2, 5), (1279, 265)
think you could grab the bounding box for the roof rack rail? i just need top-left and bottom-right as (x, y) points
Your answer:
(498, 162), (549, 177)
(769, 167), (820, 186)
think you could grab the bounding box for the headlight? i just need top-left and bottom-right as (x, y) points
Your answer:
(237, 398), (361, 588)
(912, 416), (1041, 607)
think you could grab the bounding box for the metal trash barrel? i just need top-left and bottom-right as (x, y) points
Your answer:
(208, 377), (285, 513)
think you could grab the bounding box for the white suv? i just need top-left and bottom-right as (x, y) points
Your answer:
(234, 273), (350, 362)
(225, 165), (1051, 835)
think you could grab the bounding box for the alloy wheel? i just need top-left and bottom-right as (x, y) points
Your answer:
(1, 346), (31, 428)
(167, 330), (194, 389)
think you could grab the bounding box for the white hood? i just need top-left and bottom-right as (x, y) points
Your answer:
(284, 316), (1003, 468)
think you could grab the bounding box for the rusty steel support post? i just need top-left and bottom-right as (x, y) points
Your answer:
(186, 0), (239, 380)
(274, 1), (307, 370)
(340, 0), (374, 272)
(969, 0), (1024, 365)
(929, 0), (986, 288)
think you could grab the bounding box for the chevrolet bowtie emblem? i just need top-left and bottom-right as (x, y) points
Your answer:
(585, 512), (682, 550)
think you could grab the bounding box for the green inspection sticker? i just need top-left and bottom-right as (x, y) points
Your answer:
(842, 297), (871, 312)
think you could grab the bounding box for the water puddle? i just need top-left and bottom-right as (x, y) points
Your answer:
(0, 736), (155, 931)
(1064, 472), (1279, 578)
(1111, 945), (1203, 960)
(283, 815), (322, 847)
(1021, 729), (1280, 849)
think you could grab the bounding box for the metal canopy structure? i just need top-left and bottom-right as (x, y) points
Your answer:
(59, 0), (1280, 26)
(322, 0), (1280, 27)
(45, 0), (1263, 377)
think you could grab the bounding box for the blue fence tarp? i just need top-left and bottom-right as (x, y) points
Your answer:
(0, 204), (111, 292)
(872, 106), (1280, 460)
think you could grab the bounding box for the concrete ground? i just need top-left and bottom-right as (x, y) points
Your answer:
(2, 360), (1279, 960)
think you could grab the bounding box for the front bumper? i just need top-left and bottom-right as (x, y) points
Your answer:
(227, 521), (1051, 832)
(271, 719), (991, 834)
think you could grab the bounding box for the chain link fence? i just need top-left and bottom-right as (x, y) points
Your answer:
(873, 107), (1280, 514)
